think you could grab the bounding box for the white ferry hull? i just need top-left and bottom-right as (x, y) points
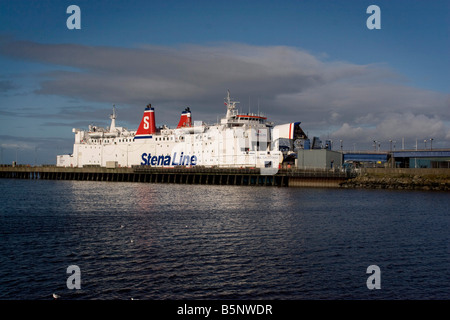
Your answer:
(57, 91), (306, 171)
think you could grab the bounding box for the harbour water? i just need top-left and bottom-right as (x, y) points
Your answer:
(0, 179), (448, 300)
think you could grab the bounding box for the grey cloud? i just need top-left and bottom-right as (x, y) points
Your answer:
(0, 40), (364, 105)
(0, 80), (16, 93)
(0, 134), (73, 165)
(331, 113), (448, 150)
(0, 38), (448, 148)
(0, 103), (112, 122)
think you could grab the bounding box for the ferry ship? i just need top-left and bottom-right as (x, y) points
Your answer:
(57, 91), (307, 171)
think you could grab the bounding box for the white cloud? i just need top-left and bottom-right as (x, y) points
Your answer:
(1, 38), (449, 148)
(332, 123), (366, 139)
(331, 113), (448, 149)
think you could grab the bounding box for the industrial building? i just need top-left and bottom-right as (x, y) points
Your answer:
(392, 150), (450, 168)
(296, 149), (342, 169)
(295, 144), (450, 170)
(342, 152), (388, 168)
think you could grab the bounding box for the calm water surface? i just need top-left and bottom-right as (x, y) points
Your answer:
(0, 179), (448, 299)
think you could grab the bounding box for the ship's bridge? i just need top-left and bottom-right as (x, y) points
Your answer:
(225, 113), (268, 126)
(222, 90), (272, 127)
(235, 114), (267, 122)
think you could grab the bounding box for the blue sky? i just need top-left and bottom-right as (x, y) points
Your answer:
(0, 0), (449, 164)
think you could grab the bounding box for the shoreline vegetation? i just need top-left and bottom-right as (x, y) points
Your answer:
(340, 168), (450, 191)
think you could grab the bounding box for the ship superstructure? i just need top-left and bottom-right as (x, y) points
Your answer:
(57, 91), (307, 169)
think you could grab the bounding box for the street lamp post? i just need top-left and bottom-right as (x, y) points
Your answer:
(389, 140), (392, 168)
(430, 138), (433, 151)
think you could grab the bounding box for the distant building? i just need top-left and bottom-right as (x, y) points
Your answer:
(342, 152), (388, 168)
(392, 150), (450, 168)
(296, 149), (342, 170)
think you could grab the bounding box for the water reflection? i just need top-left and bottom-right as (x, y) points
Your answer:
(0, 179), (448, 299)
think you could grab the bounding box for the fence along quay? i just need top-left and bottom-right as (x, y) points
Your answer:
(0, 165), (354, 188)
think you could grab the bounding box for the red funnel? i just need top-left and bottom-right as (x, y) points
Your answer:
(135, 104), (156, 138)
(177, 107), (192, 128)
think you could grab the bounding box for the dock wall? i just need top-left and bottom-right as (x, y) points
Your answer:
(0, 166), (351, 188)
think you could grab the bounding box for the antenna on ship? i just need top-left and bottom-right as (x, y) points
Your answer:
(225, 89), (239, 120)
(110, 105), (117, 133)
(257, 98), (260, 116)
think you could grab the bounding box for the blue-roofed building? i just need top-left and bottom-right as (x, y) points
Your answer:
(343, 152), (388, 164)
(342, 149), (450, 168)
(392, 150), (450, 168)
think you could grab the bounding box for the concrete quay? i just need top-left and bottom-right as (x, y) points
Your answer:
(0, 165), (352, 188)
